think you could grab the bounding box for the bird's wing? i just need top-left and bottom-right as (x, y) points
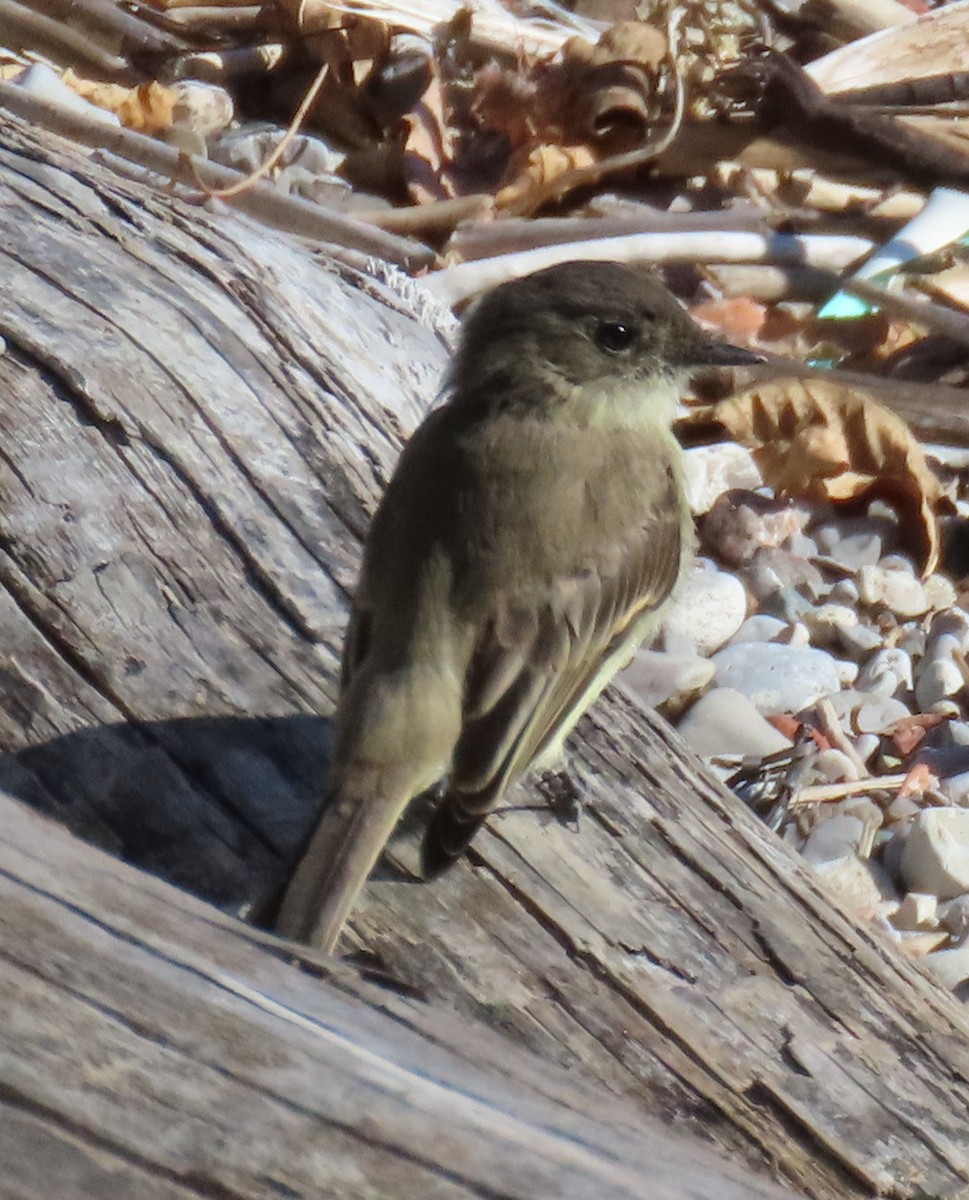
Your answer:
(449, 471), (684, 815)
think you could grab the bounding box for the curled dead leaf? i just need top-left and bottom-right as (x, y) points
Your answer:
(402, 74), (457, 204)
(494, 143), (596, 211)
(678, 377), (954, 577)
(62, 70), (176, 133)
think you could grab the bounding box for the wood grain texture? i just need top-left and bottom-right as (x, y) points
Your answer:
(0, 790), (803, 1200)
(0, 113), (968, 1200)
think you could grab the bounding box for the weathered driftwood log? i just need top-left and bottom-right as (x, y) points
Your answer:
(0, 789), (804, 1200)
(1, 112), (969, 1199)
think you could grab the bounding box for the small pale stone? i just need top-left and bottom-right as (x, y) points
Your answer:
(729, 615), (787, 645)
(828, 578), (860, 606)
(711, 642), (842, 716)
(812, 748), (860, 783)
(930, 608), (969, 652)
(857, 564), (928, 618)
(854, 733), (880, 765)
(886, 793), (921, 823)
(788, 532), (819, 558)
(813, 856), (898, 918)
(802, 815), (867, 865)
(662, 563), (748, 656)
(837, 623), (884, 660)
(700, 490), (805, 567)
(814, 525), (883, 570)
(914, 659), (964, 711)
(895, 930), (949, 957)
(923, 943), (969, 989)
(677, 687), (793, 759)
(856, 648), (913, 696)
(804, 603), (858, 647)
(892, 892), (939, 931)
(782, 622), (811, 648)
(853, 696), (912, 734)
(745, 549), (826, 603)
(832, 659), (859, 685)
(620, 649), (715, 709)
(938, 895), (969, 941)
(895, 626), (926, 658)
(901, 808), (969, 900)
(941, 770), (969, 806)
(682, 444), (762, 514)
(924, 574), (958, 611)
(170, 81), (234, 137)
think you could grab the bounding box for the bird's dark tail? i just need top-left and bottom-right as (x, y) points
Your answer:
(421, 796), (487, 879)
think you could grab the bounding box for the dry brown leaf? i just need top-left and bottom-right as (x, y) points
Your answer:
(402, 74), (458, 204)
(473, 16), (666, 197)
(680, 377), (954, 576)
(62, 71), (177, 133)
(494, 144), (596, 211)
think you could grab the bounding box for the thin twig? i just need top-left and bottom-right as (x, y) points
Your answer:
(425, 230), (872, 306)
(790, 774), (908, 806)
(815, 697), (870, 780)
(189, 60), (329, 200)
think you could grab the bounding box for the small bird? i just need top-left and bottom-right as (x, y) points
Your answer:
(275, 260), (760, 952)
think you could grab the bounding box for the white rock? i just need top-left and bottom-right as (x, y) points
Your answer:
(924, 574), (958, 611)
(837, 623), (884, 659)
(676, 687), (792, 759)
(783, 622), (811, 648)
(942, 770), (969, 806)
(828, 578), (860, 606)
(832, 659), (859, 686)
(857, 564), (928, 618)
(938, 894), (969, 941)
(711, 642), (842, 716)
(170, 80), (235, 137)
(619, 649), (715, 709)
(812, 749), (860, 783)
(804, 603), (858, 647)
(662, 563), (748, 656)
(682, 444), (762, 514)
(729, 614), (788, 645)
(914, 659), (964, 711)
(856, 648), (913, 696)
(803, 815), (871, 866)
(853, 695), (911, 734)
(930, 608), (969, 652)
(901, 808), (969, 900)
(892, 892), (939, 931)
(854, 733), (880, 765)
(813, 856), (898, 918)
(923, 944), (969, 989)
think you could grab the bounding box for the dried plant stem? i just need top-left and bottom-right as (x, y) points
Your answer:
(188, 60), (329, 200)
(790, 774), (909, 806)
(816, 697), (870, 779)
(426, 230), (873, 306)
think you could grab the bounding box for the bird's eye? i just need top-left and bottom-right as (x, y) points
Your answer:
(594, 321), (637, 353)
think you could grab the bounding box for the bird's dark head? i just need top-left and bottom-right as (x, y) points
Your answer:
(452, 261), (760, 421)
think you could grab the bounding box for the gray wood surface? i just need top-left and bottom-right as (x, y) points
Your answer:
(0, 788), (804, 1200)
(1, 112), (969, 1199)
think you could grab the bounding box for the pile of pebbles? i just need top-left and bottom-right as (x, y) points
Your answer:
(622, 441), (969, 998)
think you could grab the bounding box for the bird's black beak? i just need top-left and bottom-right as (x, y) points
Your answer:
(692, 339), (766, 368)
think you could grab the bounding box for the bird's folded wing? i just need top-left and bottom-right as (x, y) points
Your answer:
(450, 499), (683, 815)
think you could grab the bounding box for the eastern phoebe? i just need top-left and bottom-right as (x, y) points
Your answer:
(276, 260), (759, 952)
